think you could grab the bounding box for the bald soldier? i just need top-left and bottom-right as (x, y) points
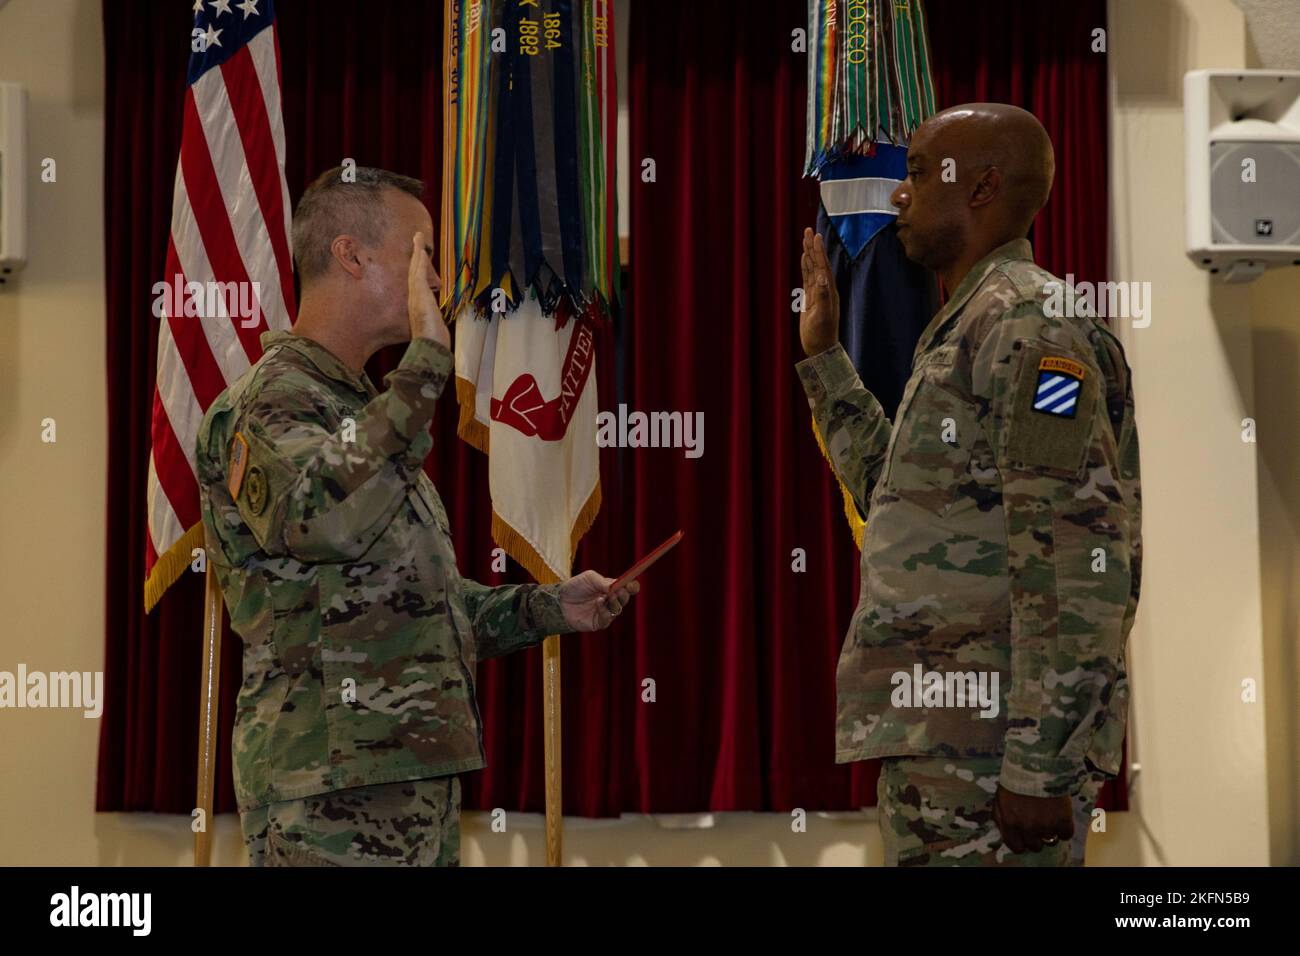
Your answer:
(797, 104), (1141, 866)
(197, 166), (638, 866)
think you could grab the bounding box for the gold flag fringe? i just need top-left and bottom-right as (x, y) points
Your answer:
(490, 479), (602, 585)
(143, 521), (206, 613)
(454, 375), (490, 454)
(809, 413), (865, 551)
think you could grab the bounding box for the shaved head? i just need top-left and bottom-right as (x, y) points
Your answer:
(890, 102), (1055, 286)
(923, 103), (1055, 235)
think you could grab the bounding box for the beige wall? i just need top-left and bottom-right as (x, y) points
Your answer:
(0, 0), (1292, 866)
(1243, 0), (1300, 874)
(1251, 263), (1300, 866)
(1109, 0), (1297, 866)
(0, 0), (111, 865)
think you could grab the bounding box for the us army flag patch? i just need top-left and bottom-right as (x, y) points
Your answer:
(1033, 356), (1087, 419)
(227, 432), (250, 499)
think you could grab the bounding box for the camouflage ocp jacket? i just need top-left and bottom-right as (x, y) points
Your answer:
(197, 331), (571, 811)
(797, 239), (1142, 798)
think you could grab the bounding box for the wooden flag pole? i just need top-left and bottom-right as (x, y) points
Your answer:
(194, 562), (224, 866)
(542, 634), (563, 866)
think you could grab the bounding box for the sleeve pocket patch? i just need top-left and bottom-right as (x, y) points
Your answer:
(1005, 341), (1097, 477)
(235, 424), (298, 550)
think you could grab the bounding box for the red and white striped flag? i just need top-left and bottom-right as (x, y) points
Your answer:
(144, 0), (295, 612)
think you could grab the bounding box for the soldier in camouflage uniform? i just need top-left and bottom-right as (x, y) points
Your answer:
(197, 167), (638, 867)
(797, 104), (1141, 866)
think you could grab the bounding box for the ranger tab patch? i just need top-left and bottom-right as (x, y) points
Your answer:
(1033, 356), (1087, 419)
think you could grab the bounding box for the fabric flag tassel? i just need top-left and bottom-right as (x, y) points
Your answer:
(803, 0), (939, 545)
(805, 0), (936, 176)
(447, 0), (618, 582)
(441, 0), (494, 319)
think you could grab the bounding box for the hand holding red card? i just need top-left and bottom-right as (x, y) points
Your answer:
(556, 532), (682, 631)
(611, 530), (684, 592)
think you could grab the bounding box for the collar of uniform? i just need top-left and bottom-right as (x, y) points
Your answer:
(259, 329), (376, 396)
(911, 237), (1034, 361)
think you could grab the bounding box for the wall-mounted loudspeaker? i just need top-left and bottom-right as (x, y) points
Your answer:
(1185, 70), (1300, 283)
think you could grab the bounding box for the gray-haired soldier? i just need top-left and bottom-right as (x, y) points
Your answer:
(797, 105), (1141, 866)
(197, 167), (638, 866)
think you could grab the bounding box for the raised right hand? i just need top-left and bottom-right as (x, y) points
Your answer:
(799, 226), (840, 357)
(408, 232), (450, 349)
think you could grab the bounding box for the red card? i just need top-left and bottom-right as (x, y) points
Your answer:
(610, 530), (684, 592)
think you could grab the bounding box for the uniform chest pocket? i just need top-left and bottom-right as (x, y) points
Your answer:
(406, 483), (436, 526)
(883, 359), (976, 517)
(407, 476), (455, 550)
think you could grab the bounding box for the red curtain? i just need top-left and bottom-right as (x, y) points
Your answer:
(926, 0), (1110, 287)
(98, 0), (1120, 818)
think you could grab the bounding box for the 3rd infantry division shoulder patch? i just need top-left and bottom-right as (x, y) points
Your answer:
(1033, 356), (1087, 418)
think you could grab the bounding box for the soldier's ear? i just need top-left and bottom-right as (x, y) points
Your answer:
(969, 165), (1000, 209)
(329, 234), (366, 280)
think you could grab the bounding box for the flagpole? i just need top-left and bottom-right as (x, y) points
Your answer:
(542, 635), (563, 866)
(194, 563), (224, 866)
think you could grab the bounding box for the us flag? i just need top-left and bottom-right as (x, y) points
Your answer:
(143, 0), (295, 611)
